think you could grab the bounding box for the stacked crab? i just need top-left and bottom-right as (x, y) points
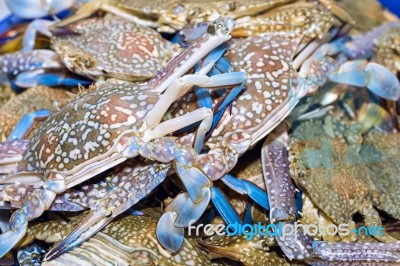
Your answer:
(0, 0), (400, 265)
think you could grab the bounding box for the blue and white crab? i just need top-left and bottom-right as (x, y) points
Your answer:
(0, 5), (399, 265)
(0, 17), (246, 258)
(39, 13), (400, 263)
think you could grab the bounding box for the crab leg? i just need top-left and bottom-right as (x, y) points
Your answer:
(262, 123), (314, 260)
(0, 139), (29, 174)
(312, 241), (400, 264)
(298, 22), (400, 101)
(0, 50), (61, 78)
(45, 160), (171, 260)
(144, 49), (245, 129)
(15, 69), (91, 88)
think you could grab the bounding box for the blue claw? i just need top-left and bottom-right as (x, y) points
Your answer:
(156, 212), (184, 253)
(35, 73), (90, 87)
(0, 222), (27, 258)
(7, 109), (51, 141)
(125, 208), (145, 216)
(0, 10), (73, 36)
(16, 70), (91, 88)
(210, 186), (241, 225)
(206, 81), (246, 135)
(216, 82), (246, 112)
(329, 60), (400, 101)
(175, 162), (212, 203)
(221, 174), (270, 211)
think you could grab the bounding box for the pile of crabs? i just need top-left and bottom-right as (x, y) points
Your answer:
(0, 0), (400, 265)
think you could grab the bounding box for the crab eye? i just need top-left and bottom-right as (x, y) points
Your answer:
(84, 60), (93, 68)
(207, 24), (216, 35)
(298, 171), (305, 178)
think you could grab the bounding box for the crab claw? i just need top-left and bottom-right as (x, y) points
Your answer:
(15, 70), (91, 88)
(157, 189), (212, 252)
(44, 209), (113, 261)
(156, 193), (187, 252)
(329, 60), (400, 101)
(0, 211), (28, 258)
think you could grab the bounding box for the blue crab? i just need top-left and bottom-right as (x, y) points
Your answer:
(55, 0), (296, 32)
(2, 14), (179, 86)
(289, 117), (397, 243)
(199, 234), (291, 265)
(157, 18), (400, 248)
(337, 0), (397, 33)
(0, 17), (246, 258)
(36, 13), (400, 259)
(360, 129), (400, 221)
(261, 123), (400, 264)
(50, 14), (180, 81)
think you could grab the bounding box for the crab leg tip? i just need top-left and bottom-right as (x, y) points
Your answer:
(45, 210), (111, 260)
(210, 186), (242, 225)
(0, 224), (27, 258)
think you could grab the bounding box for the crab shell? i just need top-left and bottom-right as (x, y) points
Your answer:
(51, 14), (179, 81)
(361, 130), (400, 220)
(289, 119), (377, 225)
(113, 0), (296, 32)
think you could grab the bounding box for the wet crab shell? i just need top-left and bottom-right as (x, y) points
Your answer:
(51, 14), (179, 81)
(17, 82), (158, 176)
